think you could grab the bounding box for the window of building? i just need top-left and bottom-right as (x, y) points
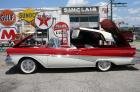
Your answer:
(89, 16), (99, 22)
(70, 17), (79, 22)
(70, 15), (99, 22)
(80, 17), (88, 22)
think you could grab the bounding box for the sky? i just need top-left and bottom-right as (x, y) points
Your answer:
(0, 0), (139, 27)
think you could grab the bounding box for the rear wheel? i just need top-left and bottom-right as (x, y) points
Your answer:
(19, 58), (37, 74)
(97, 61), (112, 71)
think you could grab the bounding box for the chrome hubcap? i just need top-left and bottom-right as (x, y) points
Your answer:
(98, 61), (111, 71)
(21, 59), (36, 73)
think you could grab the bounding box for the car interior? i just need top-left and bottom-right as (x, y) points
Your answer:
(71, 29), (116, 48)
(15, 28), (117, 49)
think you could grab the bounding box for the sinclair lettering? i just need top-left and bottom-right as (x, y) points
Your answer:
(0, 10), (16, 26)
(62, 7), (99, 14)
(0, 27), (17, 41)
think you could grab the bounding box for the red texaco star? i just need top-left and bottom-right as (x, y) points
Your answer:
(37, 13), (51, 26)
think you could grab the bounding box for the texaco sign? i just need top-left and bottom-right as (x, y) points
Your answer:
(35, 12), (53, 29)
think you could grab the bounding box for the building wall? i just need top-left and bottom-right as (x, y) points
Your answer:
(61, 6), (108, 29)
(0, 6), (107, 47)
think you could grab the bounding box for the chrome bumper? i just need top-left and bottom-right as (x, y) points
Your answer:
(132, 57), (140, 64)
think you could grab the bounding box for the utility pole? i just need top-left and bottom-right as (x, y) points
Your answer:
(108, 0), (127, 21)
(110, 0), (113, 20)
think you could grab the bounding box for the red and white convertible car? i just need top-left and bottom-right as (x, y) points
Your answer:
(6, 20), (136, 74)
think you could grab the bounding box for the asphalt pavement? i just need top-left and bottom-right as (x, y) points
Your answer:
(0, 41), (140, 92)
(0, 51), (140, 92)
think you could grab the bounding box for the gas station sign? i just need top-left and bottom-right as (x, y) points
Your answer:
(0, 27), (17, 41)
(62, 7), (99, 15)
(53, 22), (69, 46)
(35, 12), (53, 29)
(18, 8), (37, 22)
(0, 10), (16, 26)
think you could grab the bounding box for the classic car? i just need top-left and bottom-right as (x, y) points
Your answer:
(5, 20), (136, 74)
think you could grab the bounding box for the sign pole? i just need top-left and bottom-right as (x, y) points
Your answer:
(110, 0), (113, 20)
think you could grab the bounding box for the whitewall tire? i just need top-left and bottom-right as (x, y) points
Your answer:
(19, 58), (37, 74)
(97, 61), (112, 71)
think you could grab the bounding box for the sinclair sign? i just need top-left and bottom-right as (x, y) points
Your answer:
(0, 27), (17, 41)
(61, 7), (99, 14)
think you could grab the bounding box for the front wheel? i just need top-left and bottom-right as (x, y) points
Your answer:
(19, 58), (37, 74)
(96, 61), (112, 71)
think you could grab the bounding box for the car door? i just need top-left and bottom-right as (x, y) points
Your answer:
(47, 47), (94, 68)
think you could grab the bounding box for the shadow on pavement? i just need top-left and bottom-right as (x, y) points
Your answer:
(37, 67), (97, 73)
(5, 65), (20, 75)
(111, 65), (139, 71)
(5, 65), (139, 74)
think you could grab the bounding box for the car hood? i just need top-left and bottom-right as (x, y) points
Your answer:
(13, 35), (33, 48)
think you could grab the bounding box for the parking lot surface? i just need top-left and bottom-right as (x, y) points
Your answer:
(0, 52), (140, 92)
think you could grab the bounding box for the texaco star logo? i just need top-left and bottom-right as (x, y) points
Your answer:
(37, 13), (51, 26)
(35, 12), (53, 29)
